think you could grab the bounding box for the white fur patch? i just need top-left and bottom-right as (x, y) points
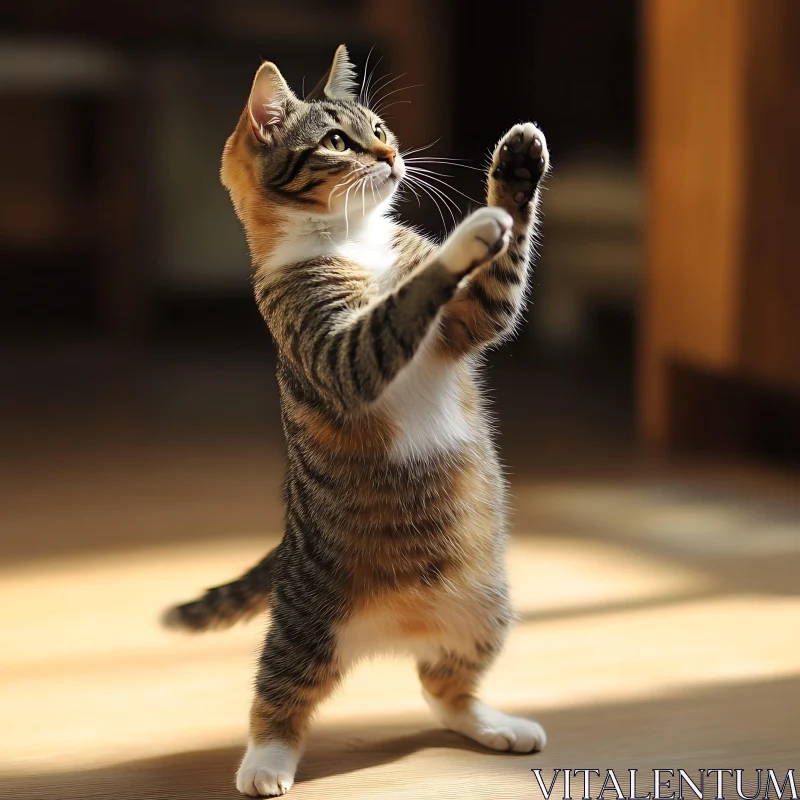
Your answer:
(264, 209), (396, 283)
(334, 212), (396, 283)
(335, 607), (435, 668)
(335, 582), (502, 670)
(423, 692), (547, 753)
(236, 740), (301, 797)
(377, 330), (473, 461)
(438, 207), (512, 275)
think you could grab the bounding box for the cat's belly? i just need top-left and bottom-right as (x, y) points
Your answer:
(377, 339), (474, 461)
(333, 572), (507, 669)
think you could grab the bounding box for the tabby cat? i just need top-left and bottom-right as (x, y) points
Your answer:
(164, 45), (550, 797)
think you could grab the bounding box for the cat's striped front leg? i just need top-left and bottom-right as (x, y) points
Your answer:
(438, 123), (549, 357)
(488, 122), (549, 231)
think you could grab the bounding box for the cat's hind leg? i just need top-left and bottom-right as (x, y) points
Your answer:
(417, 605), (547, 753)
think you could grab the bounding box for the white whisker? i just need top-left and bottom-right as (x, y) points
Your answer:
(398, 139), (442, 159)
(359, 44), (377, 104)
(362, 55), (385, 107)
(327, 160), (373, 204)
(408, 177), (448, 231)
(368, 71), (408, 108)
(404, 157), (483, 172)
(405, 166), (454, 179)
(372, 100), (412, 115)
(328, 168), (366, 210)
(373, 84), (423, 117)
(403, 174), (457, 231)
(406, 173), (463, 220)
(402, 180), (422, 208)
(361, 175), (367, 217)
(343, 179), (356, 239)
(405, 167), (482, 205)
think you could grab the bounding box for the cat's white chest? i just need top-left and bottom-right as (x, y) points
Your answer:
(265, 210), (397, 281)
(378, 330), (473, 461)
(334, 215), (396, 283)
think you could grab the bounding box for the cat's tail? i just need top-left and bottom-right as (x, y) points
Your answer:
(161, 548), (277, 633)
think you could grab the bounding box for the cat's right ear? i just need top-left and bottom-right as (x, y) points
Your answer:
(248, 62), (297, 143)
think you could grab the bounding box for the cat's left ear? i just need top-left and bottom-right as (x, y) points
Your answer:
(306, 44), (358, 102)
(248, 61), (297, 142)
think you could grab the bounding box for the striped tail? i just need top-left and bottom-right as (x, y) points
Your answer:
(161, 549), (277, 632)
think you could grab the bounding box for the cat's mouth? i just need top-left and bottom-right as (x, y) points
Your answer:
(390, 159), (406, 182)
(372, 159), (405, 187)
(354, 164), (402, 210)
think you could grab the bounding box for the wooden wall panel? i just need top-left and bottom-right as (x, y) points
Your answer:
(641, 0), (749, 444)
(641, 0), (800, 448)
(740, 0), (800, 390)
(643, 0), (746, 367)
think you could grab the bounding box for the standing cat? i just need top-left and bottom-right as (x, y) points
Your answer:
(163, 45), (550, 797)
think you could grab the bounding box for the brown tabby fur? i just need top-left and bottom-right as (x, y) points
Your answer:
(163, 44), (550, 792)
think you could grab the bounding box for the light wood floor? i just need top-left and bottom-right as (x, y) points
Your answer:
(2, 355), (799, 799)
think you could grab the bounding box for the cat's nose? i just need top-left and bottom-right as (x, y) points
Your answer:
(377, 148), (396, 167)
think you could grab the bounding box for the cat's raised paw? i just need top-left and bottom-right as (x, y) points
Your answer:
(236, 742), (299, 797)
(490, 123), (549, 209)
(439, 206), (513, 277)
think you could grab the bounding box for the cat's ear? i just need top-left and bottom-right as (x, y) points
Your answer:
(307, 44), (358, 102)
(248, 61), (297, 142)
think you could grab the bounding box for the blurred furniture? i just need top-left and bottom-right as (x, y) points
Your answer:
(2, 2), (450, 345)
(641, 0), (800, 450)
(538, 160), (642, 347)
(0, 40), (143, 342)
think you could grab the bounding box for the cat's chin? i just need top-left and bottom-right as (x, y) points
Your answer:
(328, 176), (399, 219)
(372, 176), (400, 205)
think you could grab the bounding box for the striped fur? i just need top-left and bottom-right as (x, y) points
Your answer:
(162, 47), (550, 797)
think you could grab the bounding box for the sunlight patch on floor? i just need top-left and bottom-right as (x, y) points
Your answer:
(520, 480), (800, 556)
(505, 536), (705, 615)
(2, 536), (799, 773)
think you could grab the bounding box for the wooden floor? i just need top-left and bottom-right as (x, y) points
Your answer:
(2, 349), (799, 799)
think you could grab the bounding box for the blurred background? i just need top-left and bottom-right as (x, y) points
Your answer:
(1, 1), (799, 798)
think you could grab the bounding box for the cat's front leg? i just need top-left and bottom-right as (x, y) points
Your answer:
(437, 123), (549, 358)
(487, 122), (549, 229)
(436, 205), (513, 277)
(266, 207), (511, 417)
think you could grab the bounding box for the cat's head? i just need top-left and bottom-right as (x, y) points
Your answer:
(221, 46), (403, 236)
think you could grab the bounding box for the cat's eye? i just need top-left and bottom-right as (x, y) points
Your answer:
(374, 124), (387, 143)
(321, 131), (349, 152)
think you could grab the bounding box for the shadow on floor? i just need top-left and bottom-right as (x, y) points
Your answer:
(4, 676), (798, 800)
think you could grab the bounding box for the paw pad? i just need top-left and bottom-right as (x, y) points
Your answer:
(492, 123), (548, 207)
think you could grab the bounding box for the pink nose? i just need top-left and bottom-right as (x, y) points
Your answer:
(378, 148), (396, 167)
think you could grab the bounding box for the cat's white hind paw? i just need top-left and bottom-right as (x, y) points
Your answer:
(236, 741), (300, 797)
(424, 690), (546, 753)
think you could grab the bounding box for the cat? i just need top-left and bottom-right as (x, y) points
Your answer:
(163, 44), (550, 797)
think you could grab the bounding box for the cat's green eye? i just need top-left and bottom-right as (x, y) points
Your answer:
(322, 131), (348, 152)
(374, 124), (387, 143)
